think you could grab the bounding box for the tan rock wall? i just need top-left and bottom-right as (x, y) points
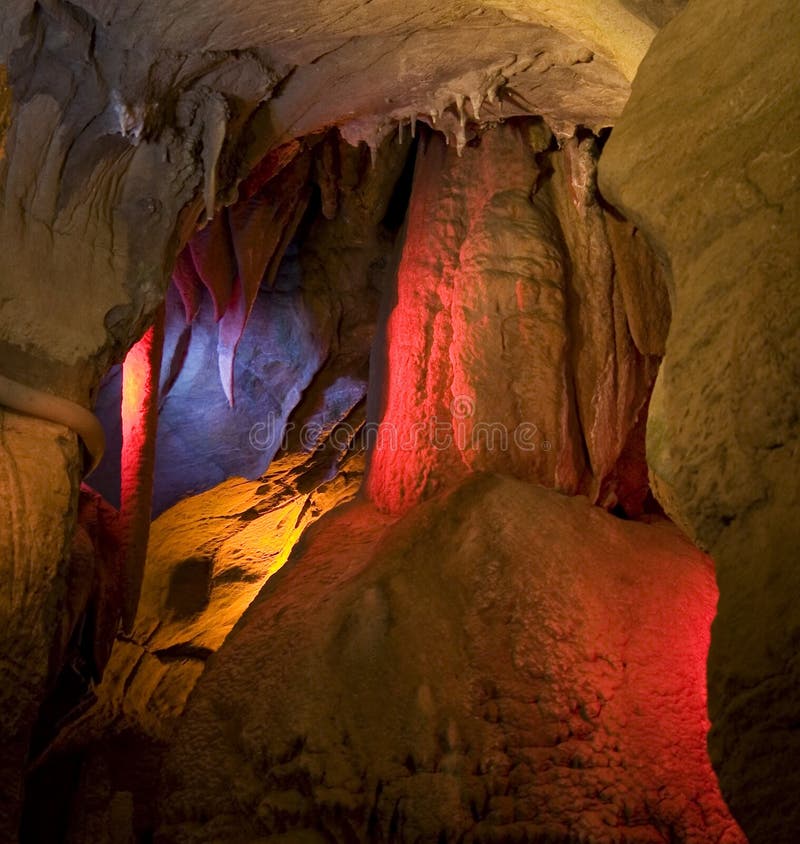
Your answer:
(158, 475), (743, 842)
(599, 1), (800, 840)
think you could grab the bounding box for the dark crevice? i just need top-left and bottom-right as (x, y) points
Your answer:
(152, 643), (214, 662)
(381, 135), (419, 233)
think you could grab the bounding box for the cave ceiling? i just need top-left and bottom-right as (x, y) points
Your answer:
(0, 0), (685, 389)
(2, 0), (688, 151)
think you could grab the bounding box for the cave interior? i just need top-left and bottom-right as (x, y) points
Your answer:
(0, 1), (798, 842)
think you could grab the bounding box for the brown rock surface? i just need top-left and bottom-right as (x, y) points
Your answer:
(158, 474), (744, 843)
(0, 15), (654, 832)
(598, 1), (800, 840)
(23, 445), (366, 842)
(89, 449), (365, 744)
(0, 0), (651, 404)
(0, 412), (80, 841)
(0, 65), (10, 158)
(620, 0), (688, 28)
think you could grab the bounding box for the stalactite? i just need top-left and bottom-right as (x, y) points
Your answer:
(220, 154), (311, 405)
(170, 245), (203, 323)
(187, 214), (236, 321)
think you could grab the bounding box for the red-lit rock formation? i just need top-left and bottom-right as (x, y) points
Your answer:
(366, 122), (663, 517)
(1, 2), (795, 841)
(119, 308), (164, 631)
(89, 130), (411, 516)
(158, 474), (743, 843)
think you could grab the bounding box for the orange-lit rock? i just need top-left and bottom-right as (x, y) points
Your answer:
(22, 443), (366, 841)
(159, 474), (743, 843)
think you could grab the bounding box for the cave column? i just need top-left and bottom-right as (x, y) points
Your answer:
(365, 124), (586, 514)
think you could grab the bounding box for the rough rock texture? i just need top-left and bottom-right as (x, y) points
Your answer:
(158, 474), (744, 843)
(119, 308), (164, 630)
(0, 65), (10, 157)
(90, 131), (409, 515)
(22, 438), (366, 842)
(620, 0), (688, 28)
(0, 6), (655, 832)
(0, 412), (80, 841)
(0, 0), (652, 407)
(0, 24), (282, 825)
(598, 1), (800, 840)
(366, 122), (664, 516)
(0, 3), (286, 402)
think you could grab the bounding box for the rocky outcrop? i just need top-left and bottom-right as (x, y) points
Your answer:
(22, 439), (366, 842)
(366, 121), (664, 517)
(0, 413), (80, 841)
(0, 0), (650, 408)
(598, 1), (800, 840)
(158, 474), (743, 843)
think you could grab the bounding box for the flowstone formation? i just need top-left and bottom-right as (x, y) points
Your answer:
(158, 475), (743, 843)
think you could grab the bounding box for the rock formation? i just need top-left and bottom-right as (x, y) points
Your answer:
(599, 1), (800, 839)
(158, 475), (742, 843)
(0, 0), (796, 841)
(365, 122), (662, 516)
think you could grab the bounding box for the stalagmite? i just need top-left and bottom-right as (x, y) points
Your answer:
(119, 307), (165, 631)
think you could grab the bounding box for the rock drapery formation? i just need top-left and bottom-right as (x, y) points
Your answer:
(366, 121), (663, 516)
(90, 130), (411, 515)
(599, 1), (800, 840)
